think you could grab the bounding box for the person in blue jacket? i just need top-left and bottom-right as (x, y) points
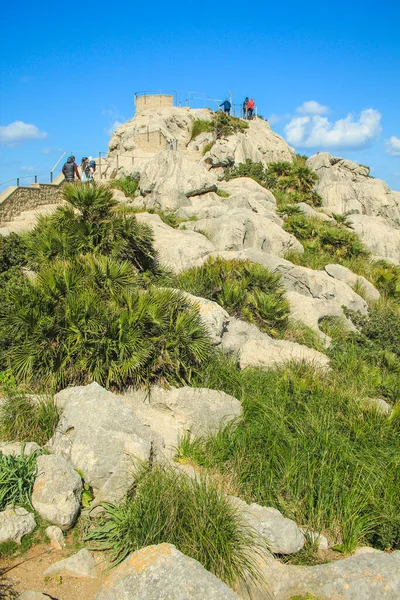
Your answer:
(219, 99), (231, 115)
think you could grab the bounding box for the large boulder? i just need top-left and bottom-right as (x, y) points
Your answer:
(204, 117), (295, 168)
(347, 214), (400, 264)
(0, 506), (36, 544)
(217, 177), (283, 225)
(125, 386), (241, 459)
(324, 263), (380, 301)
(240, 548), (400, 600)
(135, 212), (215, 273)
(230, 497), (305, 554)
(307, 152), (400, 227)
(94, 543), (241, 600)
(46, 382), (153, 503)
(31, 454), (82, 528)
(221, 318), (330, 370)
(181, 209), (303, 257)
(179, 291), (230, 345)
(138, 150), (217, 211)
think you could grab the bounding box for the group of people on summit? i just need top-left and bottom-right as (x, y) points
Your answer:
(219, 96), (255, 119)
(62, 156), (96, 183)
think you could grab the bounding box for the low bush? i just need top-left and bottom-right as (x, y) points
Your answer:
(190, 119), (211, 140)
(180, 356), (400, 552)
(1, 256), (212, 390)
(85, 463), (262, 585)
(0, 445), (40, 510)
(108, 175), (139, 199)
(174, 257), (290, 336)
(202, 141), (214, 155)
(211, 112), (248, 139)
(0, 392), (59, 446)
(0, 233), (28, 274)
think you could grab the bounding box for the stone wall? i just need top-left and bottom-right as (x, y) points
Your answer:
(0, 176), (65, 224)
(134, 129), (169, 153)
(135, 94), (174, 114)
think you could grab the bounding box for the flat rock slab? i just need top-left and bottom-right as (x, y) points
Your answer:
(0, 506), (36, 544)
(95, 543), (240, 599)
(43, 548), (96, 579)
(0, 442), (40, 456)
(18, 593), (53, 600)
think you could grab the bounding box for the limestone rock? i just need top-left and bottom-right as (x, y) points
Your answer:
(47, 382), (153, 503)
(300, 529), (329, 550)
(217, 177), (282, 224)
(138, 150), (217, 211)
(94, 543), (241, 599)
(296, 202), (335, 222)
(176, 192), (230, 220)
(43, 548), (96, 578)
(307, 152), (400, 227)
(45, 525), (65, 549)
(221, 318), (329, 370)
(0, 506), (36, 544)
(112, 189), (132, 204)
(31, 454), (82, 528)
(362, 397), (392, 415)
(125, 386), (241, 459)
(231, 497), (305, 554)
(325, 263), (380, 301)
(181, 209), (303, 257)
(18, 593), (52, 600)
(135, 212), (215, 273)
(179, 291), (229, 344)
(347, 214), (400, 264)
(204, 117), (295, 168)
(0, 442), (40, 456)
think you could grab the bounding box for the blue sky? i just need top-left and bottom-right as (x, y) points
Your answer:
(1, 0), (399, 190)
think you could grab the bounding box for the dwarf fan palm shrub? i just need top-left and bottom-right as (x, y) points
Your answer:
(174, 257), (289, 336)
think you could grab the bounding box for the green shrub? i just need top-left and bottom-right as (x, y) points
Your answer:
(181, 358), (400, 552)
(85, 463), (262, 585)
(174, 257), (289, 336)
(0, 392), (59, 446)
(216, 188), (230, 198)
(190, 119), (212, 140)
(0, 233), (28, 274)
(284, 215), (368, 261)
(0, 445), (40, 510)
(1, 257), (212, 390)
(109, 175), (139, 199)
(210, 112), (248, 139)
(202, 141), (214, 155)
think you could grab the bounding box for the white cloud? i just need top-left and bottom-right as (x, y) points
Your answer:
(296, 100), (329, 116)
(105, 120), (124, 136)
(385, 136), (400, 156)
(0, 121), (47, 145)
(284, 108), (382, 150)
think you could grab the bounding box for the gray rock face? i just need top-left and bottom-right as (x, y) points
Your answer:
(0, 506), (36, 543)
(94, 543), (241, 600)
(217, 177), (282, 224)
(325, 263), (380, 301)
(240, 548), (400, 600)
(204, 117), (295, 168)
(179, 291), (229, 345)
(307, 152), (400, 227)
(348, 214), (400, 265)
(47, 382), (153, 503)
(31, 454), (82, 528)
(231, 497), (305, 554)
(45, 525), (65, 549)
(181, 209), (303, 257)
(0, 442), (40, 456)
(43, 548), (96, 578)
(296, 201), (335, 222)
(125, 386), (241, 459)
(221, 318), (330, 370)
(138, 150), (217, 211)
(136, 212), (215, 273)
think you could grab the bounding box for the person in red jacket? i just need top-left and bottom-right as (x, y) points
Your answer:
(247, 98), (255, 119)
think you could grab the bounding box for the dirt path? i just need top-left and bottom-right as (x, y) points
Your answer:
(0, 542), (106, 600)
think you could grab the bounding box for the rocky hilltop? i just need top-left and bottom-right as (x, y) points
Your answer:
(0, 104), (399, 600)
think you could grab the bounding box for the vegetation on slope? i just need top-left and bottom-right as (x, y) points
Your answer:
(190, 112), (248, 142)
(86, 463), (262, 585)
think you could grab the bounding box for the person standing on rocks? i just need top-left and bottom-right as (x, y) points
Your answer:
(246, 98), (255, 119)
(62, 156), (81, 183)
(243, 97), (249, 119)
(219, 99), (231, 115)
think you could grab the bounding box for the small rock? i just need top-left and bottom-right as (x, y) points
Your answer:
(94, 543), (240, 599)
(0, 442), (40, 456)
(230, 496), (305, 554)
(363, 397), (392, 416)
(18, 592), (52, 600)
(0, 506), (36, 544)
(32, 454), (82, 528)
(353, 546), (382, 555)
(43, 548), (96, 578)
(300, 529), (329, 550)
(45, 525), (65, 550)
